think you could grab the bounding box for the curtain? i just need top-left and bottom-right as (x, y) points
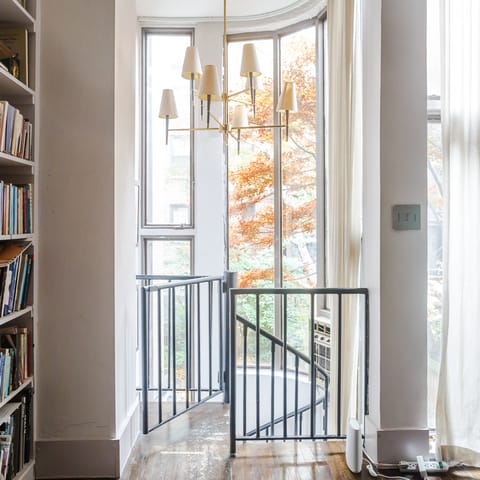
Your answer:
(326, 0), (362, 432)
(436, 0), (480, 466)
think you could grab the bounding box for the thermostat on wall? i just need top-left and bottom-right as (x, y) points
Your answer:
(392, 204), (421, 230)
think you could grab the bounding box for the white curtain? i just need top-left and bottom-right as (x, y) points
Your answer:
(436, 0), (480, 466)
(326, 0), (362, 432)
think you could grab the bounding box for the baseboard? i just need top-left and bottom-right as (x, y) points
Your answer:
(36, 401), (140, 479)
(36, 439), (119, 479)
(364, 417), (430, 465)
(118, 399), (140, 475)
(377, 428), (429, 464)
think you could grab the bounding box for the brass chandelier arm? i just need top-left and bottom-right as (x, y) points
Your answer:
(233, 124), (287, 130)
(209, 112), (225, 129)
(225, 88), (250, 100)
(168, 127), (222, 132)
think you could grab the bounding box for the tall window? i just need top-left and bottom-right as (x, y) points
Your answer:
(427, 0), (443, 428)
(227, 17), (326, 357)
(227, 17), (326, 291)
(140, 30), (195, 274)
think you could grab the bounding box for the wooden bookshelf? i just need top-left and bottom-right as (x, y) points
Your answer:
(12, 460), (34, 480)
(0, 0), (35, 25)
(0, 151), (34, 168)
(0, 377), (32, 411)
(0, 306), (32, 327)
(0, 69), (34, 99)
(0, 234), (34, 242)
(0, 0), (37, 478)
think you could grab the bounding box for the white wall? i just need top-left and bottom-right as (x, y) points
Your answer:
(194, 22), (226, 276)
(114, 0), (139, 471)
(363, 0), (429, 463)
(37, 0), (137, 477)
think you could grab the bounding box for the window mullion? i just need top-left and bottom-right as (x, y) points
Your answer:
(273, 32), (282, 290)
(316, 17), (326, 291)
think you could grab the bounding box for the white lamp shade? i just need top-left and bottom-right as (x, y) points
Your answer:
(182, 46), (202, 80)
(276, 81), (298, 112)
(231, 105), (249, 129)
(198, 65), (221, 101)
(240, 43), (261, 78)
(159, 89), (178, 118)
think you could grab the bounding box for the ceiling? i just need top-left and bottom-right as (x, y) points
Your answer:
(136, 0), (317, 19)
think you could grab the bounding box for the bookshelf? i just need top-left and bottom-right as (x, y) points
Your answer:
(0, 0), (36, 479)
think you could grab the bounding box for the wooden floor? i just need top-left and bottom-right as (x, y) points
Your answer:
(122, 401), (357, 479)
(121, 402), (480, 480)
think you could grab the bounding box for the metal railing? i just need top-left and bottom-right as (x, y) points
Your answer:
(229, 287), (369, 455)
(138, 274), (224, 434)
(236, 314), (329, 439)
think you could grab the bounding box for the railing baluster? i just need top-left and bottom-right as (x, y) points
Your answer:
(172, 287), (177, 416)
(255, 294), (260, 438)
(365, 292), (370, 416)
(141, 287), (148, 434)
(294, 355), (299, 436)
(197, 283), (201, 403)
(283, 293), (288, 439)
(270, 341), (275, 437)
(337, 293), (342, 437)
(185, 285), (190, 409)
(167, 288), (172, 390)
(157, 289), (163, 424)
(230, 290), (237, 456)
(310, 293), (316, 437)
(243, 323), (248, 438)
(218, 280), (224, 394)
(208, 281), (213, 396)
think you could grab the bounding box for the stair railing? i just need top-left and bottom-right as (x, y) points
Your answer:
(138, 274), (224, 433)
(229, 287), (369, 456)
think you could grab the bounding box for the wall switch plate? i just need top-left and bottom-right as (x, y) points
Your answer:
(392, 204), (421, 230)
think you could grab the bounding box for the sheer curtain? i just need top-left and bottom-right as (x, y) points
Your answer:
(436, 0), (480, 466)
(326, 0), (362, 431)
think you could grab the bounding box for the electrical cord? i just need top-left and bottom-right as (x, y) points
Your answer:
(364, 461), (413, 480)
(362, 453), (415, 480)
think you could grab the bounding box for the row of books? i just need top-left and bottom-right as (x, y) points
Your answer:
(0, 101), (33, 161)
(0, 243), (33, 318)
(0, 327), (30, 399)
(0, 182), (32, 236)
(0, 389), (32, 480)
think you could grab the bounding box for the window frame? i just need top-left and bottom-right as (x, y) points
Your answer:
(226, 11), (327, 289)
(140, 28), (196, 275)
(142, 235), (194, 276)
(141, 27), (196, 230)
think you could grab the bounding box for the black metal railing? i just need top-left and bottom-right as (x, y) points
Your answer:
(229, 287), (369, 456)
(138, 274), (224, 434)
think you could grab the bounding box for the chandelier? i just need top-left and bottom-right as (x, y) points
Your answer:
(158, 0), (298, 148)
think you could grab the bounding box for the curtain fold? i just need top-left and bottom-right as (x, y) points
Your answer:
(436, 0), (480, 466)
(326, 0), (362, 432)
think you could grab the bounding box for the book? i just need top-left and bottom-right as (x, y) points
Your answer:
(0, 243), (30, 267)
(20, 255), (32, 309)
(0, 27), (28, 86)
(0, 434), (11, 480)
(0, 327), (29, 387)
(3, 104), (15, 154)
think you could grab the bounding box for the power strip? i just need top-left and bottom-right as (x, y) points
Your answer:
(399, 459), (449, 474)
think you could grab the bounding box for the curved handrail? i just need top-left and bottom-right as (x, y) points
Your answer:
(236, 314), (330, 383)
(245, 386), (325, 437)
(236, 313), (329, 437)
